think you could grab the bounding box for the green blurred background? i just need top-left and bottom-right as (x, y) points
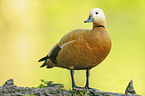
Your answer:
(0, 0), (145, 95)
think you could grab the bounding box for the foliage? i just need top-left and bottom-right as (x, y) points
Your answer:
(24, 93), (34, 96)
(31, 79), (64, 89)
(37, 79), (50, 88)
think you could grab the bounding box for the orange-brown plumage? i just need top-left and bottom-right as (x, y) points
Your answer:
(38, 8), (112, 89)
(40, 27), (111, 70)
(56, 27), (111, 70)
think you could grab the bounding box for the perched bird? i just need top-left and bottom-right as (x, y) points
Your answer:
(38, 8), (111, 90)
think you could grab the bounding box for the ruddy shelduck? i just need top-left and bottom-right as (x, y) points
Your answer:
(38, 8), (111, 90)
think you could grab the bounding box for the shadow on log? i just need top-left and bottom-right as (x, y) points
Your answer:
(0, 79), (140, 96)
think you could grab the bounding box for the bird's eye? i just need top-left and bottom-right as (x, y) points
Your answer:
(96, 12), (98, 15)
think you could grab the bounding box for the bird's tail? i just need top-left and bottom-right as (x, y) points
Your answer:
(38, 55), (49, 62)
(38, 55), (52, 68)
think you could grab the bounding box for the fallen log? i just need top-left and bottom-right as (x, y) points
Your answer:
(0, 79), (140, 96)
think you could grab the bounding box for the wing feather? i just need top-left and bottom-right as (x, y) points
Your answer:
(39, 29), (90, 67)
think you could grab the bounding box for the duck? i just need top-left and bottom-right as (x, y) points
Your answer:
(38, 8), (111, 90)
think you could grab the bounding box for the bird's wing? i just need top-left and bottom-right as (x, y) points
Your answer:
(58, 29), (90, 47)
(39, 29), (90, 66)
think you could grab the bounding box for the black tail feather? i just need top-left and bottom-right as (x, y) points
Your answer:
(40, 61), (47, 67)
(39, 55), (49, 68)
(38, 55), (49, 62)
(38, 55), (55, 68)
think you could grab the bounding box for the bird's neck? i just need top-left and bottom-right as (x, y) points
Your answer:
(93, 25), (105, 28)
(93, 21), (106, 28)
(93, 22), (106, 28)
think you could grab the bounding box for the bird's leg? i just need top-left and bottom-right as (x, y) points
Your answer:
(70, 68), (76, 88)
(70, 68), (82, 89)
(85, 69), (90, 88)
(85, 69), (100, 92)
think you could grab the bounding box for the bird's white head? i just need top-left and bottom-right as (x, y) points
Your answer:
(84, 8), (106, 27)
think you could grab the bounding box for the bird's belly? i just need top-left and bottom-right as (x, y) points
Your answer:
(56, 43), (110, 70)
